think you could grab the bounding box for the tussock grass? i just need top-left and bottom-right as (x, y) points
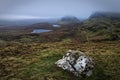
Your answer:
(0, 41), (120, 80)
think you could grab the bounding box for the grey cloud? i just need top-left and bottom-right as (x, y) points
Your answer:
(0, 0), (120, 19)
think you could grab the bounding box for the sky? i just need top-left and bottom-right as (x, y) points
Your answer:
(0, 0), (120, 20)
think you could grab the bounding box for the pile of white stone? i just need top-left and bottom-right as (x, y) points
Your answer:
(55, 50), (94, 77)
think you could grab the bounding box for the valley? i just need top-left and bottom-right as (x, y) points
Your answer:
(0, 12), (120, 80)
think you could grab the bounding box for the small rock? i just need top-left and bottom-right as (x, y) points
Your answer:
(55, 50), (94, 77)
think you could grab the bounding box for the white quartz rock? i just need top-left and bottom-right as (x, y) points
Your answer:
(55, 50), (94, 77)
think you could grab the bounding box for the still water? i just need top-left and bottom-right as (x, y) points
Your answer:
(31, 29), (52, 33)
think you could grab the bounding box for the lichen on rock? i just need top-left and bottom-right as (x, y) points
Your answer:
(55, 50), (94, 77)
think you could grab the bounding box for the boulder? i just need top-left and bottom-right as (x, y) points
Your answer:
(55, 50), (94, 77)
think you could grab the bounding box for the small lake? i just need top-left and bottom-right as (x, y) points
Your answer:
(53, 24), (61, 27)
(31, 29), (52, 33)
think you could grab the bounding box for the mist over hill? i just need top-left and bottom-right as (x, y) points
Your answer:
(58, 16), (80, 25)
(1, 12), (120, 27)
(0, 16), (82, 28)
(89, 12), (120, 20)
(0, 18), (59, 26)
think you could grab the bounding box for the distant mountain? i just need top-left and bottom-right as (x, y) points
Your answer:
(0, 18), (58, 27)
(81, 12), (120, 41)
(84, 12), (120, 29)
(58, 16), (80, 25)
(89, 12), (120, 20)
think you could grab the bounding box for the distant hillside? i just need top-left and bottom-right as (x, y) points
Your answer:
(0, 13), (120, 42)
(58, 16), (80, 25)
(90, 12), (120, 20)
(81, 12), (120, 41)
(25, 22), (58, 30)
(0, 18), (58, 26)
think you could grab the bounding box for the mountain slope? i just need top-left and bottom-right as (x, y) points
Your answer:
(58, 16), (80, 25)
(89, 12), (120, 20)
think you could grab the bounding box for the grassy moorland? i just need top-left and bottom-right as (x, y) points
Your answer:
(0, 39), (120, 80)
(0, 13), (120, 80)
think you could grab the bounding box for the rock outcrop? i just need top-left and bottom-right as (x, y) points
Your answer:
(55, 50), (94, 77)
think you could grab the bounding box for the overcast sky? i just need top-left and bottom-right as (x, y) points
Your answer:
(0, 0), (120, 20)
